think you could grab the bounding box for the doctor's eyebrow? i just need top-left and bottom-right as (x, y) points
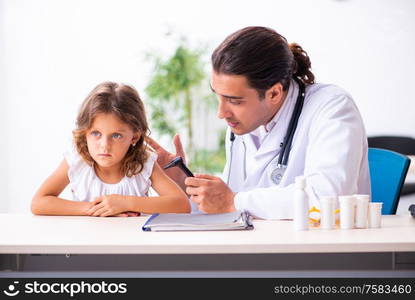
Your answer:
(210, 84), (244, 100)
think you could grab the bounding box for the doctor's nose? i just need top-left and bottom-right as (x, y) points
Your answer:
(217, 101), (232, 120)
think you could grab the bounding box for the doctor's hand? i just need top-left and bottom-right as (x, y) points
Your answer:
(146, 134), (187, 191)
(185, 174), (236, 214)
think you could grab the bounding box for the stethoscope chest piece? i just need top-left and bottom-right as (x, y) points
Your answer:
(271, 164), (286, 185)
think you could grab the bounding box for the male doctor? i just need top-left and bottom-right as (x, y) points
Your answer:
(148, 26), (370, 219)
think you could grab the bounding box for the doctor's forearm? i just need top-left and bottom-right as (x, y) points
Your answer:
(233, 185), (298, 219)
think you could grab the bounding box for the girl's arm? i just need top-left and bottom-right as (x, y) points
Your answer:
(87, 162), (190, 216)
(31, 159), (93, 216)
(127, 162), (190, 214)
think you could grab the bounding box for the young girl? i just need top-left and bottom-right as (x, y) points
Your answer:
(32, 82), (190, 216)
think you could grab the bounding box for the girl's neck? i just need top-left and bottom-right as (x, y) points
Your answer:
(93, 163), (125, 184)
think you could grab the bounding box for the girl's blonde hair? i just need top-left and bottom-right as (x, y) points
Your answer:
(73, 81), (150, 177)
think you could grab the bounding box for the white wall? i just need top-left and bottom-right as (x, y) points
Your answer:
(1, 0), (415, 212)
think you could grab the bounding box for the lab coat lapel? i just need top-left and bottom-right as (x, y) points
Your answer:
(243, 134), (258, 159)
(255, 123), (285, 158)
(242, 126), (283, 189)
(227, 136), (247, 192)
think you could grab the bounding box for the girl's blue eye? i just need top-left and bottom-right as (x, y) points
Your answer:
(91, 131), (101, 137)
(112, 133), (122, 139)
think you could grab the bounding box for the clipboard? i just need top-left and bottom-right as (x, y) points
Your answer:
(142, 210), (254, 232)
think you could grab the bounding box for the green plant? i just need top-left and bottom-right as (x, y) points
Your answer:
(145, 40), (204, 156)
(191, 129), (226, 174)
(145, 37), (225, 173)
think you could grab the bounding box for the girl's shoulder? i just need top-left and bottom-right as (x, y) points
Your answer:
(138, 150), (158, 181)
(63, 147), (91, 182)
(123, 150), (157, 194)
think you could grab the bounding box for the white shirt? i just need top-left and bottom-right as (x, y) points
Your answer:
(64, 149), (157, 202)
(249, 117), (275, 149)
(222, 80), (371, 219)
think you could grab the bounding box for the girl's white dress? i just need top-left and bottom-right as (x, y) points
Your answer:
(64, 149), (157, 202)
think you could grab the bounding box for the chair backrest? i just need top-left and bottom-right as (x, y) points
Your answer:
(368, 136), (415, 155)
(368, 148), (410, 214)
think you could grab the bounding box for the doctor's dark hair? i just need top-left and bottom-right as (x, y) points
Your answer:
(73, 82), (150, 177)
(212, 26), (315, 98)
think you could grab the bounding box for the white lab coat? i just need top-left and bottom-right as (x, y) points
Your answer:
(222, 80), (371, 220)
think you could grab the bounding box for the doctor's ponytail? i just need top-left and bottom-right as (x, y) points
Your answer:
(212, 26), (315, 98)
(289, 43), (315, 85)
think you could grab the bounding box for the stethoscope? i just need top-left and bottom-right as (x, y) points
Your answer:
(227, 79), (306, 186)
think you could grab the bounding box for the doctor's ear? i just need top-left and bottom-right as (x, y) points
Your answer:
(266, 82), (284, 104)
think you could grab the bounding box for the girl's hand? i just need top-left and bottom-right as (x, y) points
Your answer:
(125, 211), (140, 217)
(87, 194), (131, 217)
(113, 211), (140, 217)
(114, 212), (141, 217)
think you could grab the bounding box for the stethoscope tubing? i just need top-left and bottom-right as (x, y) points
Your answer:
(280, 79), (306, 166)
